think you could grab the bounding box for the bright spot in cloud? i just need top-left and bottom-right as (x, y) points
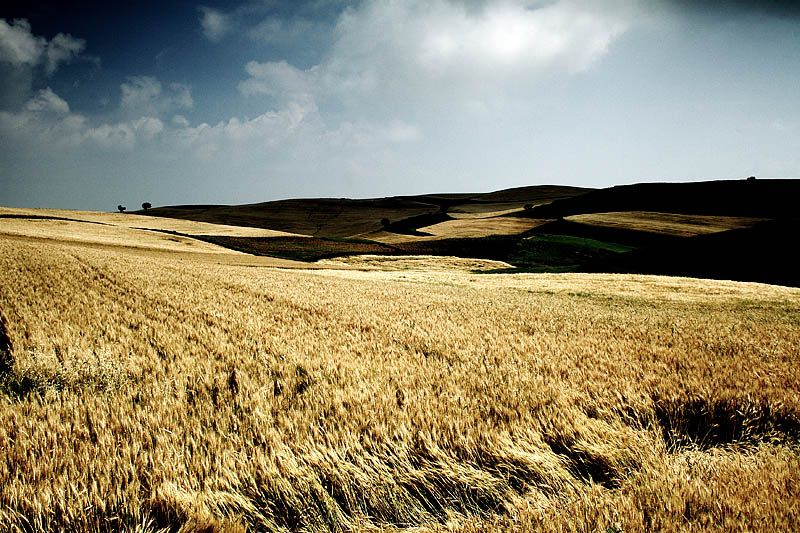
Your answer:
(199, 7), (231, 42)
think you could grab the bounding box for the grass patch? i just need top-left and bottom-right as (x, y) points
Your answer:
(500, 234), (635, 271)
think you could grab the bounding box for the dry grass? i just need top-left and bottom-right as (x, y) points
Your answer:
(448, 207), (526, 218)
(417, 217), (547, 239)
(317, 255), (513, 272)
(0, 207), (302, 237)
(1, 221), (799, 532)
(0, 217), (240, 254)
(566, 211), (767, 237)
(362, 217), (547, 244)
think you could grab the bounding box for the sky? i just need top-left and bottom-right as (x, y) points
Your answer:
(1, 1), (799, 210)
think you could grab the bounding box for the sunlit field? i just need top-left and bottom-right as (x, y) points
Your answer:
(0, 207), (302, 238)
(369, 217), (547, 242)
(1, 217), (799, 532)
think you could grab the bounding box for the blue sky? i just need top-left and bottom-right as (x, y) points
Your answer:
(1, 0), (799, 210)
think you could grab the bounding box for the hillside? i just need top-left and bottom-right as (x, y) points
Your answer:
(523, 178), (800, 219)
(509, 179), (800, 285)
(135, 179), (800, 287)
(142, 185), (590, 238)
(608, 218), (800, 287)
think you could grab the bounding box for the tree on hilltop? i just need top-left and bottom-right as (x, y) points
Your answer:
(117, 205), (127, 213)
(142, 202), (152, 211)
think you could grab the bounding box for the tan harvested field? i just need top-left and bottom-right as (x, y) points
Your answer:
(0, 210), (322, 269)
(448, 207), (525, 219)
(0, 207), (302, 238)
(356, 230), (423, 245)
(318, 254), (513, 272)
(0, 217), (240, 255)
(566, 211), (768, 237)
(1, 219), (799, 532)
(448, 203), (532, 216)
(417, 217), (547, 239)
(362, 217), (548, 244)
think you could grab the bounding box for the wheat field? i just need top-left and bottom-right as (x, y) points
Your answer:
(1, 222), (799, 531)
(564, 212), (767, 237)
(0, 207), (302, 238)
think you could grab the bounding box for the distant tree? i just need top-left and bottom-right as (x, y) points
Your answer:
(117, 205), (127, 213)
(747, 176), (757, 181)
(141, 202), (152, 211)
(381, 217), (391, 228)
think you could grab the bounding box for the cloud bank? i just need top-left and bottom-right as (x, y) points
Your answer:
(0, 18), (87, 111)
(5, 2), (635, 156)
(2, 1), (798, 210)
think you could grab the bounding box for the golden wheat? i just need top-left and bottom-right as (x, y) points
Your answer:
(0, 207), (302, 238)
(0, 223), (798, 532)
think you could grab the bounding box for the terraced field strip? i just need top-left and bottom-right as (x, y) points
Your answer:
(566, 211), (768, 237)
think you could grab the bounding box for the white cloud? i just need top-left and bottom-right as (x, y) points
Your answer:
(411, 1), (628, 72)
(325, 0), (632, 100)
(25, 87), (70, 113)
(238, 0), (635, 113)
(132, 116), (165, 139)
(238, 60), (317, 104)
(120, 76), (161, 110)
(0, 19), (87, 112)
(384, 120), (420, 143)
(172, 114), (190, 128)
(168, 83), (193, 109)
(1, 83), (171, 152)
(0, 19), (45, 66)
(199, 7), (231, 41)
(1, 81), (315, 157)
(0, 19), (85, 73)
(172, 100), (317, 153)
(119, 76), (193, 117)
(181, 0), (636, 194)
(3, 1), (637, 194)
(45, 33), (86, 75)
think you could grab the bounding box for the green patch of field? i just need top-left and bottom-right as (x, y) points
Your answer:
(502, 234), (635, 272)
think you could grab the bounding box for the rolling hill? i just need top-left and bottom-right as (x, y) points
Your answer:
(522, 178), (800, 219)
(141, 185), (590, 238)
(135, 179), (798, 286)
